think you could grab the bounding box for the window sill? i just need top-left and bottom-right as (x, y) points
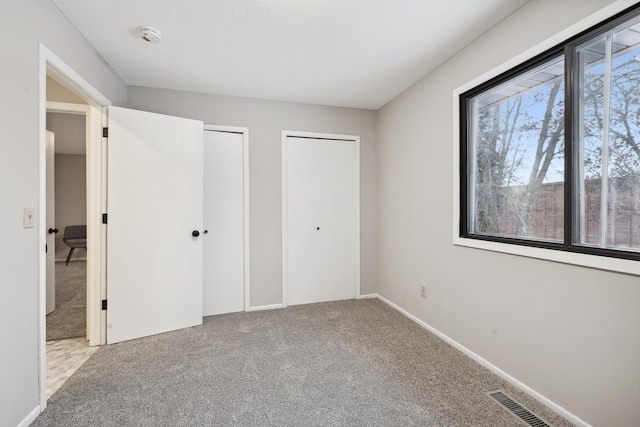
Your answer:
(453, 236), (640, 276)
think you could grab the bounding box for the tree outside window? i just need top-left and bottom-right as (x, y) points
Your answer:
(461, 8), (640, 259)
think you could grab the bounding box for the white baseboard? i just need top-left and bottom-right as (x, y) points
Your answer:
(373, 293), (591, 427)
(245, 303), (284, 312)
(17, 405), (41, 427)
(55, 257), (87, 263)
(248, 295), (375, 312)
(357, 293), (377, 299)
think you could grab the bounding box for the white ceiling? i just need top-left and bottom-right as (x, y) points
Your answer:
(50, 0), (528, 110)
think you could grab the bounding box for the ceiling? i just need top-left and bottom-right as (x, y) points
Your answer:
(50, 0), (528, 110)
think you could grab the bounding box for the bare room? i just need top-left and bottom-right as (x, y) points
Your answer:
(1, 1), (639, 427)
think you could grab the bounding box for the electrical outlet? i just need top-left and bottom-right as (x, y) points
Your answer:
(420, 285), (426, 298)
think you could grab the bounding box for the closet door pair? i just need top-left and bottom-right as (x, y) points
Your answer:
(283, 133), (359, 306)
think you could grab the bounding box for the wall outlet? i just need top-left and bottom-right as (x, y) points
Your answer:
(420, 284), (426, 298)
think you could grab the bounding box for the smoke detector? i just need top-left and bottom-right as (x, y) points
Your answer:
(139, 26), (161, 43)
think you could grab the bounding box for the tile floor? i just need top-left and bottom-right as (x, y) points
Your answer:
(47, 337), (99, 399)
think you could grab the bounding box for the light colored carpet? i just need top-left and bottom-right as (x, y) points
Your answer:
(33, 299), (575, 426)
(46, 260), (86, 341)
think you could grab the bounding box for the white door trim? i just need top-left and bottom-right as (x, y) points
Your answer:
(203, 125), (251, 311)
(281, 130), (361, 308)
(38, 43), (110, 412)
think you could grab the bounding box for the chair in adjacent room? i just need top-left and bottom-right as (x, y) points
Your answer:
(63, 225), (87, 265)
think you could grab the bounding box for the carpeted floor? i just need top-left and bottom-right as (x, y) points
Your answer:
(46, 260), (86, 341)
(33, 299), (575, 426)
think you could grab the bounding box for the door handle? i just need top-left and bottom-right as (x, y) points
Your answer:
(192, 230), (200, 237)
(48, 228), (59, 234)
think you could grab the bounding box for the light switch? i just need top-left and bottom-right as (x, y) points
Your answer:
(24, 207), (34, 228)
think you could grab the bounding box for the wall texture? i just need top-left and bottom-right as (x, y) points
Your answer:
(0, 0), (126, 425)
(375, 0), (640, 426)
(128, 88), (377, 307)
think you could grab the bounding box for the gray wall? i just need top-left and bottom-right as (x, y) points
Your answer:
(46, 112), (86, 155)
(129, 88), (377, 307)
(54, 154), (87, 260)
(46, 112), (88, 260)
(0, 0), (126, 425)
(375, 0), (639, 426)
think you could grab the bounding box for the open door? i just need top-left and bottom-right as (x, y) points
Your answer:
(106, 107), (204, 344)
(46, 130), (56, 315)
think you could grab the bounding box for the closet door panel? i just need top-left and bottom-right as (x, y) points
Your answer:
(321, 140), (357, 302)
(286, 138), (323, 305)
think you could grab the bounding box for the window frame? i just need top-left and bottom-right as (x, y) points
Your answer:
(455, 2), (640, 272)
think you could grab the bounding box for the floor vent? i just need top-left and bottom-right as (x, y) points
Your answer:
(487, 390), (552, 427)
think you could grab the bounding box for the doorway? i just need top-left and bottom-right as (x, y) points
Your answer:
(39, 44), (110, 409)
(37, 45), (253, 411)
(203, 126), (251, 315)
(46, 107), (87, 335)
(44, 105), (96, 399)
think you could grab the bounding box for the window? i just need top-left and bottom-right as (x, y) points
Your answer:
(461, 5), (640, 261)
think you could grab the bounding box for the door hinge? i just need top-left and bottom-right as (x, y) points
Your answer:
(102, 300), (108, 310)
(103, 127), (108, 138)
(102, 213), (108, 224)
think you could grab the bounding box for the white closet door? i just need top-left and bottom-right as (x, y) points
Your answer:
(286, 138), (323, 305)
(107, 106), (203, 344)
(203, 130), (244, 316)
(320, 140), (356, 301)
(284, 135), (358, 306)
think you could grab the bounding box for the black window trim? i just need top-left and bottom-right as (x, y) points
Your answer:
(459, 3), (640, 263)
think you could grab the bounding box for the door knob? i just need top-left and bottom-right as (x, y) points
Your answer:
(48, 228), (59, 234)
(192, 230), (200, 237)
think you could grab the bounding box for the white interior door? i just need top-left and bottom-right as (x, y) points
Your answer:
(46, 130), (56, 315)
(284, 135), (358, 306)
(107, 106), (204, 344)
(203, 129), (245, 316)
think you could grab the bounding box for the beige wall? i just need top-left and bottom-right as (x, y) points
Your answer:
(0, 0), (126, 425)
(53, 154), (87, 260)
(375, 0), (640, 426)
(129, 88), (377, 307)
(47, 76), (85, 104)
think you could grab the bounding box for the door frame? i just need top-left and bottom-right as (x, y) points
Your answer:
(281, 130), (361, 308)
(38, 44), (110, 410)
(203, 125), (251, 311)
(46, 101), (104, 347)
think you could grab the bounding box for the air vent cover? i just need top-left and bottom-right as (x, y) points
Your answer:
(487, 390), (552, 427)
